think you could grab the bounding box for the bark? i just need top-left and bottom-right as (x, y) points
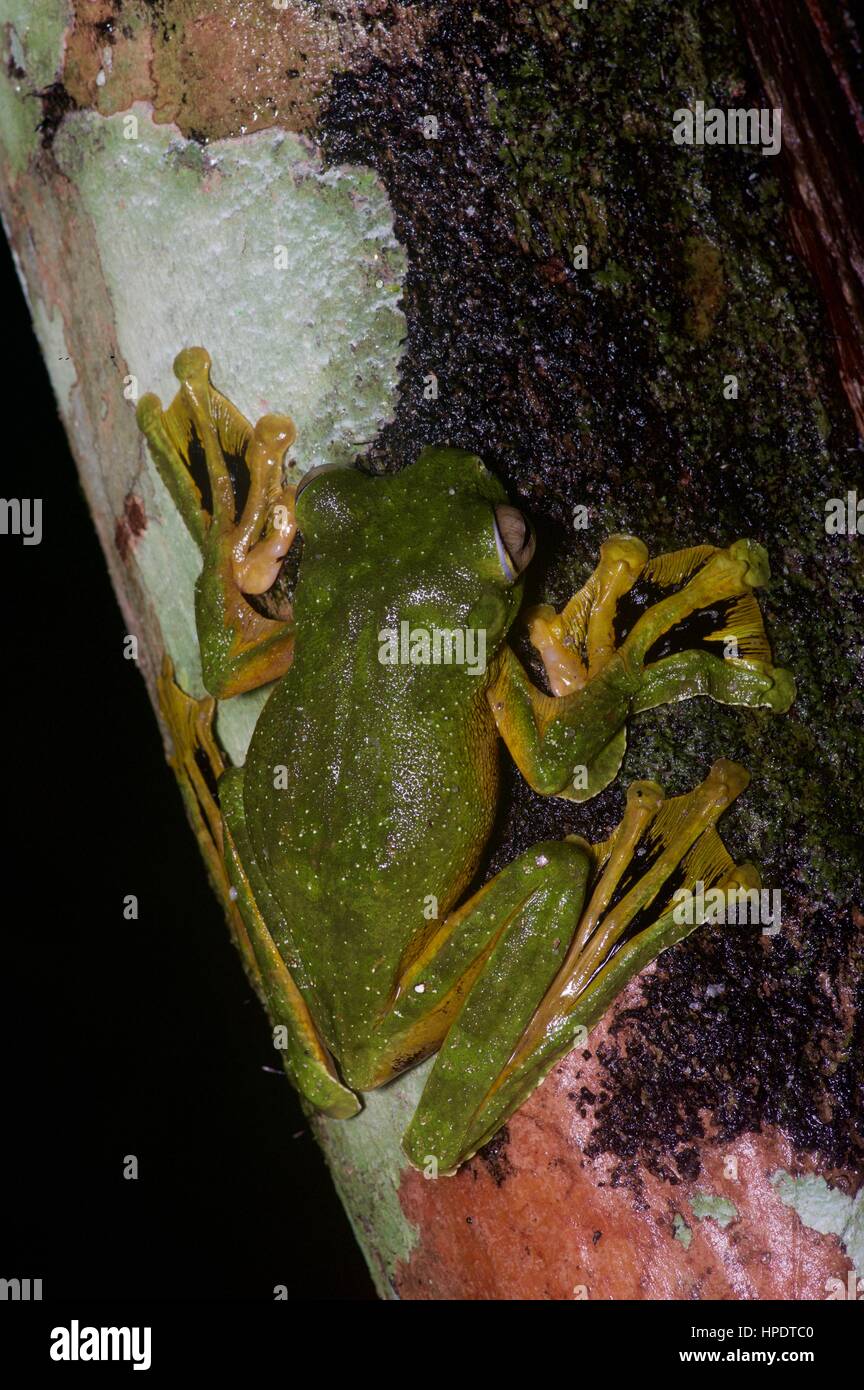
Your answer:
(1, 0), (861, 1299)
(735, 0), (864, 437)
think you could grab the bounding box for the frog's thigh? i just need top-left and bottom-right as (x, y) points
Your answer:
(391, 840), (592, 1172)
(219, 767), (360, 1119)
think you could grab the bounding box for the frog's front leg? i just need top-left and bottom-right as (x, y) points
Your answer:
(137, 348), (297, 697)
(401, 761), (754, 1175)
(494, 535), (795, 800)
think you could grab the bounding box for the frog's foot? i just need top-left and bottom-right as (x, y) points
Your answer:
(401, 760), (755, 1175)
(530, 534), (794, 711)
(137, 348), (297, 698)
(526, 535), (650, 695)
(500, 535), (794, 802)
(527, 530), (794, 706)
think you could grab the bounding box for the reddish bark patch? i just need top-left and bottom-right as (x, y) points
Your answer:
(115, 493), (147, 561)
(63, 1), (434, 143)
(396, 1004), (859, 1300)
(63, 0), (154, 118)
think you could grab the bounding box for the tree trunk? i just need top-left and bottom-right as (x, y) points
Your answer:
(1, 0), (861, 1299)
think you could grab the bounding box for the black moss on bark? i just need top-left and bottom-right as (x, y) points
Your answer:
(321, 0), (863, 1176)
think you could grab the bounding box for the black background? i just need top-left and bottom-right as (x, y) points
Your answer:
(0, 240), (375, 1301)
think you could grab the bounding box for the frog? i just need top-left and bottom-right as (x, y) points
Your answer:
(138, 348), (795, 1175)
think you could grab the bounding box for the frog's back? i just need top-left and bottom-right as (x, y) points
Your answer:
(241, 453), (520, 1057)
(244, 581), (499, 1051)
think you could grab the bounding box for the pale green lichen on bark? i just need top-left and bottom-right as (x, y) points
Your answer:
(30, 296), (78, 415)
(50, 104), (407, 762)
(312, 1065), (430, 1298)
(51, 107), (406, 472)
(689, 1192), (739, 1228)
(772, 1172), (864, 1277)
(673, 1212), (693, 1249)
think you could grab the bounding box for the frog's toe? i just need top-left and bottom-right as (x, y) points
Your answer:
(173, 345), (213, 384)
(766, 665), (796, 713)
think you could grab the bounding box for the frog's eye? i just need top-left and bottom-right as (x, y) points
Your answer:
(296, 462), (339, 498)
(494, 504), (535, 581)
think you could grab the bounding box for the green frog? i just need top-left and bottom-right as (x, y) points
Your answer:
(138, 348), (794, 1175)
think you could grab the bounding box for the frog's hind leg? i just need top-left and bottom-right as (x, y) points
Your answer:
(158, 656), (358, 1119)
(352, 835), (596, 1095)
(401, 760), (755, 1175)
(219, 767), (360, 1119)
(157, 655), (261, 988)
(137, 348), (297, 698)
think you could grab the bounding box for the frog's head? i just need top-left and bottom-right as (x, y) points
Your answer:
(295, 446), (534, 667)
